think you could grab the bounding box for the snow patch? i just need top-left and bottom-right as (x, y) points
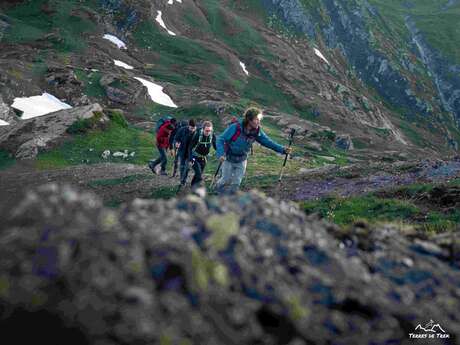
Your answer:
(0, 119), (9, 126)
(134, 77), (178, 108)
(103, 34), (127, 49)
(314, 48), (330, 65)
(239, 61), (249, 76)
(114, 60), (134, 70)
(167, 0), (182, 4)
(11, 93), (72, 120)
(155, 11), (176, 36)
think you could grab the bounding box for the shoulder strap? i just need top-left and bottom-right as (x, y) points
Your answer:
(191, 130), (201, 152)
(231, 122), (241, 142)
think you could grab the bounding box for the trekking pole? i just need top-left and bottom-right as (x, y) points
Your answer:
(278, 128), (296, 183)
(210, 161), (223, 189)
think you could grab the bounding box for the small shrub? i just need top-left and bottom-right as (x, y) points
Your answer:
(0, 150), (15, 170)
(107, 109), (128, 128)
(66, 111), (106, 134)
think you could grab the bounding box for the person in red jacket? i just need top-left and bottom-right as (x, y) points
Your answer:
(148, 118), (177, 175)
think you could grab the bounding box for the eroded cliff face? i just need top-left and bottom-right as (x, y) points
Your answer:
(263, 0), (460, 148)
(405, 15), (460, 126)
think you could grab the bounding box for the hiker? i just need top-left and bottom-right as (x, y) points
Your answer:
(182, 120), (217, 189)
(173, 119), (197, 182)
(148, 117), (177, 175)
(170, 120), (189, 177)
(215, 107), (292, 194)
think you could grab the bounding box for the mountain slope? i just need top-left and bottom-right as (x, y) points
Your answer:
(0, 0), (459, 155)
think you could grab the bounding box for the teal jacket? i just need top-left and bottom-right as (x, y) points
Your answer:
(216, 120), (285, 163)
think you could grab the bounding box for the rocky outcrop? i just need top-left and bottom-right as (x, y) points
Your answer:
(0, 184), (459, 344)
(405, 15), (460, 124)
(0, 94), (17, 125)
(0, 103), (105, 159)
(263, 0), (460, 128)
(335, 134), (353, 150)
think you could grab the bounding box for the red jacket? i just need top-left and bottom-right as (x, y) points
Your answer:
(156, 121), (174, 149)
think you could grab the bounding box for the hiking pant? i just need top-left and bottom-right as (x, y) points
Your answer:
(172, 150), (180, 175)
(150, 147), (167, 172)
(215, 160), (247, 195)
(191, 157), (206, 188)
(179, 152), (189, 185)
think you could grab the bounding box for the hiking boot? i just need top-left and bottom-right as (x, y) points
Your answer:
(148, 162), (158, 175)
(160, 170), (168, 176)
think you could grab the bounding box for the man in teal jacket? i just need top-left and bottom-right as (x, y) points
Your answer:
(215, 107), (292, 194)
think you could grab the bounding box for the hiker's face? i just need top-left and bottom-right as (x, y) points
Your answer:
(189, 126), (196, 132)
(249, 117), (260, 129)
(203, 127), (212, 136)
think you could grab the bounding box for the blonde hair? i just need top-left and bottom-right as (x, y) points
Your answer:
(202, 120), (213, 129)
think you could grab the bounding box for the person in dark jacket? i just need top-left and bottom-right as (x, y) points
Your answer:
(182, 120), (216, 189)
(148, 118), (176, 175)
(173, 119), (197, 182)
(170, 120), (189, 177)
(215, 107), (291, 194)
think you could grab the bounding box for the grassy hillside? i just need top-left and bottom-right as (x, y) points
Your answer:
(368, 0), (460, 63)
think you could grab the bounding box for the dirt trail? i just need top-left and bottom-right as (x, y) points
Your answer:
(2, 159), (459, 217)
(278, 159), (460, 201)
(0, 161), (177, 213)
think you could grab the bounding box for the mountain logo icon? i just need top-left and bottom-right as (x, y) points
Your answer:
(409, 320), (450, 339)
(415, 320), (446, 333)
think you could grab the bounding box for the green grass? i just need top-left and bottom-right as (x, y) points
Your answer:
(3, 0), (98, 52)
(241, 174), (278, 190)
(74, 69), (106, 99)
(132, 20), (226, 67)
(422, 210), (460, 233)
(150, 185), (180, 199)
(88, 174), (150, 188)
(302, 195), (420, 226)
(194, 0), (272, 57)
(351, 138), (369, 149)
(368, 0), (460, 64)
(0, 150), (15, 170)
(240, 76), (297, 114)
(37, 122), (155, 169)
(301, 180), (460, 233)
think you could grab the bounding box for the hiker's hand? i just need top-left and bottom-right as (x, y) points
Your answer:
(219, 156), (226, 163)
(284, 147), (292, 155)
(175, 142), (180, 149)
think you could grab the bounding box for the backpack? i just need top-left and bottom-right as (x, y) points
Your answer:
(192, 128), (213, 157)
(225, 120), (259, 155)
(229, 120), (259, 142)
(155, 115), (174, 132)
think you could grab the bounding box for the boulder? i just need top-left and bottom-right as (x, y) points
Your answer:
(0, 95), (17, 125)
(198, 100), (231, 116)
(0, 103), (105, 159)
(134, 121), (155, 131)
(0, 184), (459, 344)
(335, 134), (354, 150)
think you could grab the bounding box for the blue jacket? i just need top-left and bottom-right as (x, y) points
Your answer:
(216, 120), (285, 162)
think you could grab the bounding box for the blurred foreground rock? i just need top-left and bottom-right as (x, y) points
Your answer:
(0, 184), (459, 345)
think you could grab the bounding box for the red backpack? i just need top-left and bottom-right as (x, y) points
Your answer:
(225, 120), (259, 153)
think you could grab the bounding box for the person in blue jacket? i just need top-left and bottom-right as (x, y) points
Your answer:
(215, 107), (292, 194)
